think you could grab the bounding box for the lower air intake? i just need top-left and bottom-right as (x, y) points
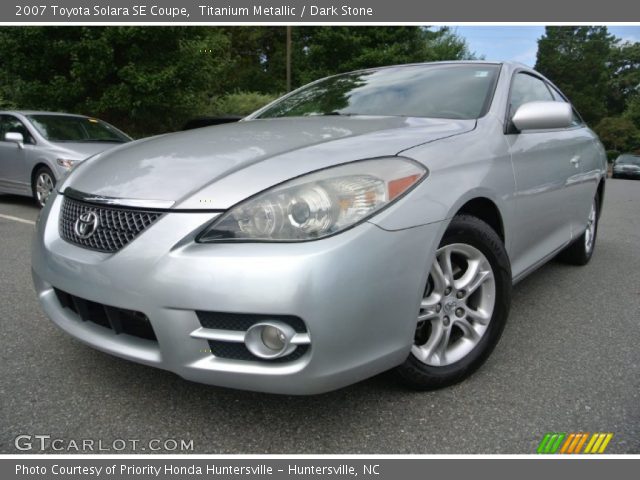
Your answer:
(54, 288), (157, 342)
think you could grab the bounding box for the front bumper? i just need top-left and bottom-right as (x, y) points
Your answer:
(612, 169), (640, 178)
(32, 192), (444, 394)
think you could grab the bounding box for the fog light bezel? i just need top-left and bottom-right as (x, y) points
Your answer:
(244, 321), (298, 359)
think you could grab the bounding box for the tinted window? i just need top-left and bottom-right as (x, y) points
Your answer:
(0, 115), (35, 144)
(616, 155), (640, 165)
(27, 115), (129, 143)
(509, 73), (554, 115)
(257, 64), (500, 120)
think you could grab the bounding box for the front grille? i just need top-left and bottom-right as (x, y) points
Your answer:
(54, 288), (157, 341)
(59, 196), (161, 253)
(197, 311), (309, 363)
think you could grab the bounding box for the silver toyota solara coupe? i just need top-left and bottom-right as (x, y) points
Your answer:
(32, 62), (607, 394)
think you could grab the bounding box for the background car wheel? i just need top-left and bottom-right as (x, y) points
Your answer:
(558, 195), (600, 266)
(32, 166), (56, 208)
(396, 214), (512, 390)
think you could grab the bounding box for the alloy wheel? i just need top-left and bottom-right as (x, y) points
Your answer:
(36, 172), (54, 207)
(412, 243), (496, 367)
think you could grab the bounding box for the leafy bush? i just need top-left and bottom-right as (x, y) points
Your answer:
(606, 150), (620, 162)
(209, 92), (280, 116)
(595, 116), (640, 153)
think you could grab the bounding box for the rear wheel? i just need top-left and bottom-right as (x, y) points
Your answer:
(32, 166), (56, 208)
(396, 215), (512, 390)
(558, 195), (599, 266)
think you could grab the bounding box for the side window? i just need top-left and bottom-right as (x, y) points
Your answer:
(0, 115), (35, 144)
(547, 84), (584, 127)
(509, 73), (554, 116)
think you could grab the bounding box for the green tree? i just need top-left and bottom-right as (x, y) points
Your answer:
(293, 26), (476, 85)
(425, 27), (479, 62)
(0, 27), (231, 136)
(535, 26), (615, 125)
(624, 95), (640, 129)
(217, 27), (288, 93)
(607, 41), (640, 116)
(594, 116), (640, 152)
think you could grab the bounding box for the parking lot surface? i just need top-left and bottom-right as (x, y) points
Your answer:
(1, 180), (639, 454)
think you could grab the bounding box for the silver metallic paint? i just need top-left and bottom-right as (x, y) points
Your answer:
(33, 191), (441, 394)
(511, 101), (572, 131)
(32, 62), (607, 393)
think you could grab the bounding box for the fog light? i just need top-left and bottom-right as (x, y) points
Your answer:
(244, 321), (297, 359)
(261, 326), (287, 351)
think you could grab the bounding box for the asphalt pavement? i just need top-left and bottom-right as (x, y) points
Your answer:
(1, 180), (639, 454)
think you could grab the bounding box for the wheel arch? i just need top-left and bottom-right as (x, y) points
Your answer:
(31, 161), (56, 186)
(451, 195), (506, 244)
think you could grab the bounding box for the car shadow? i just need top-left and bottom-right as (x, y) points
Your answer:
(0, 193), (39, 209)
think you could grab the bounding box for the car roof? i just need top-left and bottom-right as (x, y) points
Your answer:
(342, 60), (526, 75)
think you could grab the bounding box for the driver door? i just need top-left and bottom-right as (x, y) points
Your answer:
(506, 73), (576, 278)
(0, 114), (34, 193)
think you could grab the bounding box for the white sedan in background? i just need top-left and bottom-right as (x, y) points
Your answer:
(0, 111), (130, 207)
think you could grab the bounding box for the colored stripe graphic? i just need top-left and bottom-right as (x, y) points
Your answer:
(584, 433), (614, 454)
(597, 433), (613, 453)
(560, 432), (589, 454)
(537, 433), (565, 453)
(561, 433), (577, 453)
(573, 433), (589, 453)
(537, 434), (552, 454)
(538, 433), (613, 454)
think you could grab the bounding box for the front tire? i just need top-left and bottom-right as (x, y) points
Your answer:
(32, 166), (56, 208)
(396, 215), (512, 390)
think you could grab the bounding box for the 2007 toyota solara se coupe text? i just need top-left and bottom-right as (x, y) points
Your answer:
(32, 62), (607, 394)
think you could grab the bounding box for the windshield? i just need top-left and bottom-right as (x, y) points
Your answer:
(616, 155), (640, 165)
(27, 115), (130, 143)
(256, 64), (500, 120)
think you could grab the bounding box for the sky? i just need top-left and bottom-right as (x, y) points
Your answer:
(452, 26), (640, 66)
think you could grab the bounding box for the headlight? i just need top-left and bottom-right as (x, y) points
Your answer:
(56, 158), (80, 169)
(197, 157), (427, 242)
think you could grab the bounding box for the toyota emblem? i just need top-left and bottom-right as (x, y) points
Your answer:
(74, 211), (99, 239)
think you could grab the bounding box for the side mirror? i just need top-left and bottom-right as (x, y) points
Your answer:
(511, 101), (572, 132)
(4, 132), (25, 148)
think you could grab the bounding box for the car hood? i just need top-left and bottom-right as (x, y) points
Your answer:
(50, 141), (128, 160)
(64, 116), (475, 209)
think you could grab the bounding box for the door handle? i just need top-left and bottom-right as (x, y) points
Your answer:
(570, 156), (580, 168)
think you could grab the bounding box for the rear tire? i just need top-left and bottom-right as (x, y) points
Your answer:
(32, 166), (56, 208)
(395, 214), (512, 390)
(558, 195), (599, 266)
